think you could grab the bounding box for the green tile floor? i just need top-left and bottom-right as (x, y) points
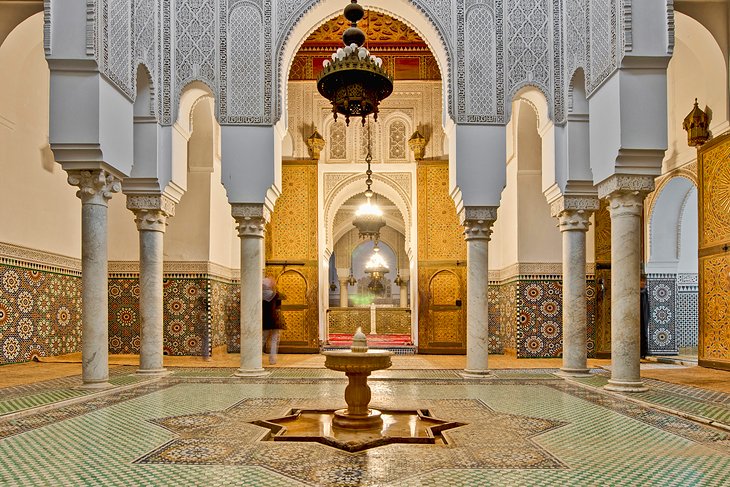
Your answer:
(0, 374), (728, 486)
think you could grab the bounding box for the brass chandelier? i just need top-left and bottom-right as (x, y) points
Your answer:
(317, 0), (394, 126)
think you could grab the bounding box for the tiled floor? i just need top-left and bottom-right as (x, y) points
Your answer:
(1, 366), (729, 486)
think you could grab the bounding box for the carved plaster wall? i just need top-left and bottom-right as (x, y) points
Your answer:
(47, 0), (642, 127)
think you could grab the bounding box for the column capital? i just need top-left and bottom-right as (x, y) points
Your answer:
(461, 206), (497, 241)
(127, 194), (176, 232)
(550, 195), (600, 218)
(67, 169), (122, 206)
(232, 203), (266, 239)
(596, 175), (655, 200)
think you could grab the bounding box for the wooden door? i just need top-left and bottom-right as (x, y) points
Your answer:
(276, 269), (318, 353)
(419, 269), (465, 354)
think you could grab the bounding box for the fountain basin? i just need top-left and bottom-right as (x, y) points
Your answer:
(322, 348), (393, 429)
(252, 408), (465, 453)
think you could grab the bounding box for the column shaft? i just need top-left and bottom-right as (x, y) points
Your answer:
(559, 210), (591, 376)
(81, 203), (110, 386)
(339, 279), (349, 307)
(138, 229), (165, 373)
(67, 169), (121, 389)
(233, 205), (267, 377)
(399, 284), (408, 308)
(461, 208), (496, 377)
(605, 191), (648, 392)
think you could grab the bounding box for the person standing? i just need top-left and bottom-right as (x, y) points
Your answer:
(262, 277), (285, 365)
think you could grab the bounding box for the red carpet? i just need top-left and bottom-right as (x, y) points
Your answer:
(328, 333), (413, 347)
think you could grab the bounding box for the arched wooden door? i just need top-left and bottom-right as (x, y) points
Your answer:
(276, 269), (318, 352)
(418, 269), (465, 353)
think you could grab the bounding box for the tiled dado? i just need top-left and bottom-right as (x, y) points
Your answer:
(0, 263), (82, 365)
(108, 276), (238, 357)
(494, 278), (597, 359)
(645, 273), (699, 355)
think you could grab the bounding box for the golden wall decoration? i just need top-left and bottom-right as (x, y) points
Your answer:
(375, 309), (411, 334)
(416, 160), (467, 353)
(265, 162), (319, 353)
(328, 309), (371, 334)
(593, 198), (612, 357)
(698, 131), (730, 370)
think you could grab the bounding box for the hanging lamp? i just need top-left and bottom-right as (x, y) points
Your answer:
(352, 118), (386, 241)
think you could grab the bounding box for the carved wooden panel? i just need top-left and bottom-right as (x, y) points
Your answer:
(416, 161), (467, 353)
(417, 162), (466, 262)
(594, 199), (611, 263)
(265, 163), (319, 353)
(697, 132), (730, 369)
(328, 309), (370, 334)
(594, 268), (612, 357)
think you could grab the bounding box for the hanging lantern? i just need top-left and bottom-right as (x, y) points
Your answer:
(408, 130), (427, 160)
(683, 99), (711, 147)
(307, 128), (326, 160)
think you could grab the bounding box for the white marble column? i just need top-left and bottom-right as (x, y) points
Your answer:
(461, 206), (497, 376)
(232, 204), (268, 377)
(399, 282), (408, 308)
(337, 269), (350, 308)
(552, 197), (599, 377)
(599, 176), (654, 392)
(127, 195), (175, 375)
(67, 169), (121, 388)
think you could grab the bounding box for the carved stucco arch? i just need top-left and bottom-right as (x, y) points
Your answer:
(324, 172), (412, 256)
(277, 0), (453, 127)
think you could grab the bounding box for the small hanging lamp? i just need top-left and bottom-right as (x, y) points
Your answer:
(683, 99), (711, 147)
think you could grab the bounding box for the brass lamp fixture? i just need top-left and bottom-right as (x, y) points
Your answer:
(683, 99), (711, 147)
(317, 0), (394, 126)
(347, 267), (357, 286)
(408, 130), (427, 160)
(307, 128), (326, 160)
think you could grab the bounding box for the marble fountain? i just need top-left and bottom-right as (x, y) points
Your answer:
(251, 328), (464, 452)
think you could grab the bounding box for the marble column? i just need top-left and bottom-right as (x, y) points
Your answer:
(337, 269), (350, 308)
(127, 195), (175, 375)
(338, 278), (349, 307)
(232, 204), (268, 377)
(462, 206), (497, 376)
(599, 176), (654, 392)
(552, 196), (599, 377)
(67, 169), (121, 388)
(399, 282), (408, 308)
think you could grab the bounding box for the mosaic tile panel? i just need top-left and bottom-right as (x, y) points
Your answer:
(498, 281), (519, 352)
(0, 264), (82, 365)
(675, 274), (699, 349)
(488, 285), (503, 353)
(647, 276), (678, 355)
(517, 280), (564, 358)
(109, 277), (210, 356)
(210, 279), (238, 350)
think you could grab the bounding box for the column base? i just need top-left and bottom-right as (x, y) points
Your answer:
(556, 368), (592, 378)
(79, 380), (114, 390)
(460, 369), (493, 379)
(604, 379), (648, 393)
(136, 368), (170, 377)
(235, 368), (270, 377)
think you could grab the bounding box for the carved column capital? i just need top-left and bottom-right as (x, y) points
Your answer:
(558, 209), (593, 232)
(461, 206), (497, 241)
(127, 194), (176, 232)
(598, 175), (654, 219)
(232, 203), (266, 239)
(551, 195), (599, 232)
(67, 169), (122, 206)
(550, 195), (600, 217)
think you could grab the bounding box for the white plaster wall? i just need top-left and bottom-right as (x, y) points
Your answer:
(165, 171), (211, 261)
(677, 187), (698, 275)
(664, 12), (729, 173)
(208, 159), (238, 269)
(0, 14), (81, 258)
(107, 195), (139, 261)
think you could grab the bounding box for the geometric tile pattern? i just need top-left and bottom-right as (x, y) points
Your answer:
(675, 283), (699, 349)
(0, 264), (82, 364)
(1, 375), (729, 486)
(109, 277), (235, 357)
(647, 276), (678, 355)
(135, 397), (568, 480)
